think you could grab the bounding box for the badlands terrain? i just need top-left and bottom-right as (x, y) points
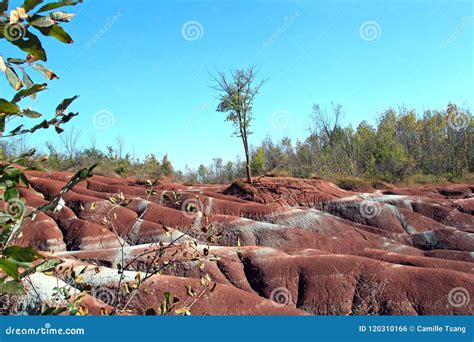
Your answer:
(2, 172), (474, 315)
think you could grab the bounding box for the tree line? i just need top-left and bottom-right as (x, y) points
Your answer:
(2, 102), (471, 185)
(181, 103), (473, 185)
(0, 129), (174, 179)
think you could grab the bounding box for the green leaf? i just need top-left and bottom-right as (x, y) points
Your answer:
(4, 165), (22, 181)
(12, 83), (47, 103)
(8, 58), (27, 65)
(56, 95), (78, 115)
(19, 170), (31, 187)
(30, 15), (55, 27)
(41, 306), (68, 315)
(22, 109), (42, 118)
(2, 187), (19, 201)
(19, 258), (58, 278)
(60, 111), (78, 123)
(49, 11), (75, 22)
(0, 99), (20, 114)
(74, 163), (97, 182)
(0, 116), (5, 133)
(0, 259), (19, 279)
(27, 119), (49, 133)
(0, 1), (9, 14)
(36, 23), (73, 43)
(11, 31), (47, 62)
(21, 69), (34, 87)
(37, 0), (82, 13)
(41, 306), (56, 315)
(8, 124), (24, 136)
(35, 259), (62, 273)
(0, 280), (25, 295)
(20, 68), (37, 99)
(9, 259), (33, 268)
(3, 246), (43, 263)
(22, 0), (44, 12)
(31, 63), (58, 80)
(5, 64), (23, 91)
(12, 149), (36, 165)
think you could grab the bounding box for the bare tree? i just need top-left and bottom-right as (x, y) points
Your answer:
(310, 102), (343, 147)
(1, 135), (32, 158)
(115, 135), (125, 160)
(60, 127), (82, 166)
(89, 133), (97, 151)
(210, 66), (266, 184)
(45, 141), (62, 171)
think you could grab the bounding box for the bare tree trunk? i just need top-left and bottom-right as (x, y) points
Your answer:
(245, 154), (252, 184)
(242, 135), (252, 184)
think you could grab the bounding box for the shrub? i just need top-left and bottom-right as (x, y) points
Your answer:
(335, 177), (373, 192)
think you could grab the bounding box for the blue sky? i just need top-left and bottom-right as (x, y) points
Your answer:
(2, 0), (473, 169)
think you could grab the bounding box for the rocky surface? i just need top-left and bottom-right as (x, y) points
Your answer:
(2, 172), (473, 315)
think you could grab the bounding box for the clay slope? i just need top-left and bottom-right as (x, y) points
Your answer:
(2, 172), (473, 315)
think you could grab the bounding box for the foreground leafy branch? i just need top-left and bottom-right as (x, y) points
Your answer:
(0, 0), (86, 304)
(0, 163), (96, 296)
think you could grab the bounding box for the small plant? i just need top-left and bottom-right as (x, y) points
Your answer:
(86, 182), (222, 315)
(0, 163), (96, 296)
(45, 285), (87, 316)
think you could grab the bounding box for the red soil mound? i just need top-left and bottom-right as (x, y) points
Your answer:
(3, 173), (472, 316)
(224, 176), (352, 206)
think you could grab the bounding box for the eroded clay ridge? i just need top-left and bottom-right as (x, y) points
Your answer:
(3, 172), (473, 315)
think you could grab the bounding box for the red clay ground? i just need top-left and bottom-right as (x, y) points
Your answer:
(2, 172), (473, 315)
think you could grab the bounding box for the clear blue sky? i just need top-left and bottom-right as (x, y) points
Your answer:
(2, 0), (473, 170)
